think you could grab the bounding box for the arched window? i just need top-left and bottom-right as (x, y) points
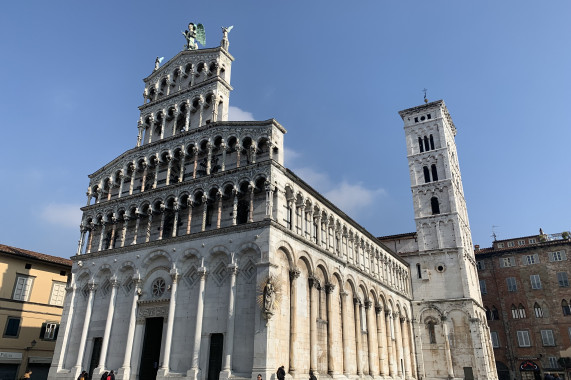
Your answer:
(534, 303), (544, 318)
(431, 164), (438, 181)
(562, 300), (571, 316)
(511, 304), (518, 319)
(485, 307), (492, 320)
(492, 306), (500, 320)
(431, 197), (440, 215)
(236, 199), (249, 225)
(427, 321), (436, 343)
(416, 263), (422, 279)
(424, 136), (430, 151)
(429, 134), (435, 150)
(423, 166), (431, 183)
(518, 304), (526, 318)
(418, 137), (424, 153)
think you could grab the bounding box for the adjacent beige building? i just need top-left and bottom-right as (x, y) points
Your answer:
(0, 244), (72, 380)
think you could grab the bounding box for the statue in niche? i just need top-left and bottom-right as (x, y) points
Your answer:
(256, 275), (282, 323)
(182, 22), (205, 50)
(263, 281), (275, 312)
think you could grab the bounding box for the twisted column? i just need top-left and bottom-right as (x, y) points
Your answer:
(145, 208), (153, 243)
(158, 203), (166, 240)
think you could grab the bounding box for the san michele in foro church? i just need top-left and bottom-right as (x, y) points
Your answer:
(48, 23), (498, 380)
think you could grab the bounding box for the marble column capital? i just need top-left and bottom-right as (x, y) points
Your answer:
(324, 283), (335, 294)
(289, 268), (301, 281)
(440, 315), (447, 321)
(375, 305), (383, 314)
(364, 300), (372, 309)
(353, 297), (362, 306)
(169, 268), (179, 282)
(339, 290), (349, 297)
(227, 263), (238, 275)
(308, 276), (320, 289)
(110, 278), (120, 288)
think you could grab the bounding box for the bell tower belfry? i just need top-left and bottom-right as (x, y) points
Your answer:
(398, 100), (498, 380)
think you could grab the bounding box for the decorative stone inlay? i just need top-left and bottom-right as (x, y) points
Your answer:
(211, 260), (228, 286)
(184, 265), (199, 288)
(240, 259), (256, 283)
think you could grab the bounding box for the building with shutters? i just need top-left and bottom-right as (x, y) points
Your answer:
(47, 25), (497, 380)
(474, 231), (571, 380)
(0, 244), (72, 380)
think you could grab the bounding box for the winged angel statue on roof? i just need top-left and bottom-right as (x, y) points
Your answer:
(182, 22), (206, 50)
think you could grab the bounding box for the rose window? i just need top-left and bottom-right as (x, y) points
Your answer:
(151, 278), (166, 297)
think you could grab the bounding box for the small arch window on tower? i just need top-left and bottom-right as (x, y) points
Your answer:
(534, 303), (544, 318)
(430, 197), (440, 215)
(416, 263), (422, 279)
(431, 164), (438, 181)
(418, 137), (424, 153)
(424, 136), (430, 152)
(430, 134), (435, 150)
(423, 166), (431, 183)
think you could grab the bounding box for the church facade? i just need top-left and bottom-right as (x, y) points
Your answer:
(48, 27), (497, 380)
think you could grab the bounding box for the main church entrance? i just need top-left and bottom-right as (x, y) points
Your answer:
(139, 317), (164, 380)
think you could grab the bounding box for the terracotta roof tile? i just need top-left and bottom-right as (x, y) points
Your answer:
(0, 244), (72, 267)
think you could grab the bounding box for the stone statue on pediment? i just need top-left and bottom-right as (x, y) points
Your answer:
(182, 22), (205, 50)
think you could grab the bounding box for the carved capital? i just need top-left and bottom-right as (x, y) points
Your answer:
(375, 305), (383, 314)
(440, 315), (447, 321)
(325, 283), (335, 294)
(289, 268), (301, 281)
(308, 276), (320, 289)
(353, 297), (361, 306)
(364, 300), (372, 309)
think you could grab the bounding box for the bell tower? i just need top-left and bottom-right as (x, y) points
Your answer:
(399, 100), (497, 380)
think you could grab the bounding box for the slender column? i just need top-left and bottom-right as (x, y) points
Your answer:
(158, 204), (166, 240)
(153, 156), (160, 189)
(201, 195), (208, 231)
(147, 116), (154, 144)
(192, 146), (198, 178)
(185, 101), (191, 131)
(165, 155), (173, 185)
(57, 284), (77, 370)
(211, 95), (218, 121)
(118, 171), (125, 198)
(120, 216), (128, 247)
(353, 297), (363, 375)
(402, 317), (412, 379)
(235, 144), (241, 168)
(394, 312), (404, 377)
(265, 182), (274, 219)
(140, 162), (148, 192)
(178, 152), (186, 183)
(172, 200), (179, 238)
(232, 189), (238, 225)
(315, 214), (321, 246)
(197, 100), (204, 127)
(375, 306), (388, 376)
(161, 269), (179, 373)
(85, 187), (92, 206)
(132, 210), (140, 245)
(119, 277), (141, 379)
(325, 283), (336, 375)
(160, 110), (166, 139)
(365, 300), (378, 376)
(190, 267), (207, 374)
(220, 142), (227, 171)
(221, 263), (238, 373)
(108, 215), (117, 250)
(86, 224), (94, 253)
(409, 319), (418, 379)
(309, 277), (319, 374)
(95, 186), (102, 203)
(386, 311), (397, 377)
(340, 291), (350, 376)
(98, 221), (106, 252)
(289, 269), (300, 375)
(107, 177), (113, 201)
(171, 110), (179, 136)
(442, 316), (455, 378)
(216, 192), (223, 228)
(129, 162), (136, 195)
(136, 122), (143, 147)
(206, 142), (212, 175)
(250, 145), (257, 164)
(76, 227), (86, 255)
(248, 184), (255, 222)
(298, 204), (305, 236)
(74, 282), (96, 370)
(186, 199), (193, 234)
(97, 278), (119, 371)
(145, 208), (153, 243)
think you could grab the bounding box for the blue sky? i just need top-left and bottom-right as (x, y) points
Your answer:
(0, 1), (569, 258)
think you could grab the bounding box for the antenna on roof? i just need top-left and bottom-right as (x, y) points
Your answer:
(491, 225), (499, 241)
(423, 88), (428, 104)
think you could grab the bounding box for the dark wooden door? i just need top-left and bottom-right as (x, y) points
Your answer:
(89, 337), (103, 380)
(207, 334), (224, 380)
(139, 317), (164, 380)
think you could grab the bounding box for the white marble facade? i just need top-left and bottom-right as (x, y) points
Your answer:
(48, 28), (496, 380)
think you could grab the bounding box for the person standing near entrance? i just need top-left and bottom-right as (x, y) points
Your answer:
(257, 374), (262, 380)
(277, 366), (285, 380)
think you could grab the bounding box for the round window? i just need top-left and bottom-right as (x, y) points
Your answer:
(435, 264), (446, 273)
(152, 278), (166, 297)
